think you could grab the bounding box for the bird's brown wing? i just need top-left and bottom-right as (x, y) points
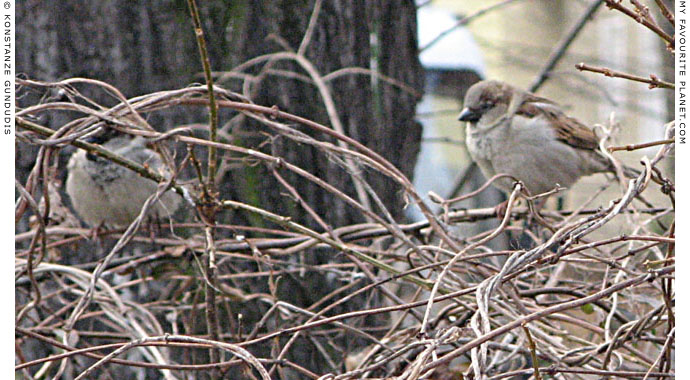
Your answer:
(516, 96), (600, 151)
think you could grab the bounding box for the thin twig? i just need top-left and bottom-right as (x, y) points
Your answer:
(603, 0), (674, 45)
(420, 0), (523, 52)
(186, 0), (219, 185)
(575, 62), (674, 89)
(521, 324), (543, 380)
(654, 0), (674, 26)
(529, 0), (604, 93)
(607, 138), (675, 152)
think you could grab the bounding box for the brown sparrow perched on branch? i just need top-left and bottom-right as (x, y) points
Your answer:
(66, 132), (181, 228)
(458, 80), (638, 199)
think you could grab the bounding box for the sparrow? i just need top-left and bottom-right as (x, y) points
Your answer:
(66, 131), (181, 228)
(458, 80), (637, 198)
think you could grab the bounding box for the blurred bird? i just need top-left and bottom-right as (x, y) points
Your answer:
(66, 131), (181, 228)
(458, 80), (639, 199)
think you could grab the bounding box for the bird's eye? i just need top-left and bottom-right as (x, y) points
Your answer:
(86, 152), (100, 162)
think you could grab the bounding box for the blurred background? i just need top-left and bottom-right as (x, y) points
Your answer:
(414, 0), (673, 219)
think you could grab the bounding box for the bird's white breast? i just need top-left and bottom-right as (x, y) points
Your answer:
(466, 113), (586, 194)
(66, 139), (180, 228)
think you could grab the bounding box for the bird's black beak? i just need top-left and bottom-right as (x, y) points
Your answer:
(458, 107), (480, 122)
